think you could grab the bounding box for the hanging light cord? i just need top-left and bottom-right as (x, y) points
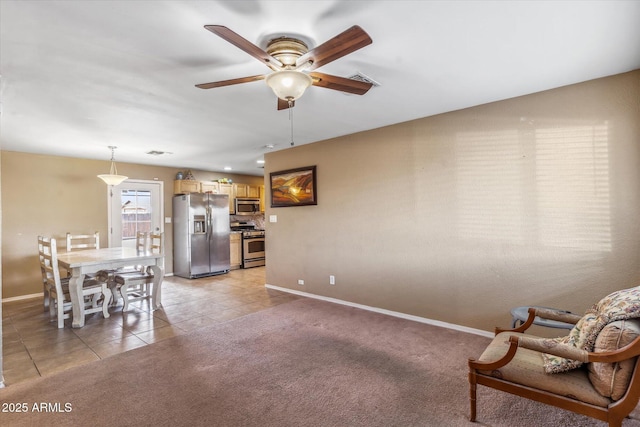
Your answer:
(288, 100), (295, 146)
(109, 147), (119, 175)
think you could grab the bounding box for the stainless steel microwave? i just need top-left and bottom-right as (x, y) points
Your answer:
(235, 198), (261, 215)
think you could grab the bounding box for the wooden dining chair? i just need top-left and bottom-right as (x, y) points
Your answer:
(40, 236), (112, 328)
(103, 231), (149, 307)
(38, 235), (63, 311)
(39, 235), (101, 311)
(114, 232), (163, 312)
(66, 231), (100, 251)
(63, 231), (101, 279)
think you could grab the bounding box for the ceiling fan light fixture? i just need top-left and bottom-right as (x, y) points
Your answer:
(265, 70), (312, 101)
(97, 146), (128, 186)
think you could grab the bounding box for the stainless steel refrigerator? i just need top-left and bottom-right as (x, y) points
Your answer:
(173, 193), (230, 278)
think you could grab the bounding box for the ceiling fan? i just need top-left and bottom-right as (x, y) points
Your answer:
(196, 25), (374, 110)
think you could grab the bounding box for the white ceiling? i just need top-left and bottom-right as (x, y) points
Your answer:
(1, 1), (639, 176)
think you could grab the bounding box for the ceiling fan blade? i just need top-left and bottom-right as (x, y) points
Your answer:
(277, 98), (295, 110)
(296, 25), (372, 71)
(195, 74), (266, 89)
(204, 25), (283, 70)
(309, 72), (373, 95)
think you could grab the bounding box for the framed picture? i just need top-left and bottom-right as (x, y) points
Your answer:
(270, 166), (317, 207)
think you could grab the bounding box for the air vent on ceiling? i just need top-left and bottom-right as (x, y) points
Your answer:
(348, 71), (380, 87)
(146, 150), (172, 156)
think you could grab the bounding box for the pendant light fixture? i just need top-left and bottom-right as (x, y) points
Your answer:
(97, 146), (128, 186)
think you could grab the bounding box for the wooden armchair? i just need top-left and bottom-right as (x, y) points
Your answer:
(469, 307), (640, 427)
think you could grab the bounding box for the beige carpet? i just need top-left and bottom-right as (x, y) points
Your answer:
(2, 298), (640, 426)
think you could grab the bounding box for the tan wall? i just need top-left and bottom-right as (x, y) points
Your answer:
(264, 70), (640, 335)
(0, 152), (263, 299)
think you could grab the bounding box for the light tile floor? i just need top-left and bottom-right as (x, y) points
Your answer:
(2, 267), (299, 386)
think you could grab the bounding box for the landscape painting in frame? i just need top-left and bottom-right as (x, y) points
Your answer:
(270, 166), (317, 207)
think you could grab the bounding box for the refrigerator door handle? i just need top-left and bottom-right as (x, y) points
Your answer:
(206, 205), (211, 237)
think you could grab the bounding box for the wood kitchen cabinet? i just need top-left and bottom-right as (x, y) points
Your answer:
(173, 180), (200, 195)
(230, 232), (242, 269)
(259, 185), (266, 212)
(247, 185), (261, 198)
(234, 183), (248, 198)
(235, 183), (260, 199)
(200, 181), (219, 194)
(218, 183), (235, 213)
(174, 179), (263, 214)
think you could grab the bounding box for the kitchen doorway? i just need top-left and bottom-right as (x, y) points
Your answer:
(108, 180), (164, 248)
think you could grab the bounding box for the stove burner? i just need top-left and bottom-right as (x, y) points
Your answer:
(242, 229), (265, 237)
(230, 220), (256, 232)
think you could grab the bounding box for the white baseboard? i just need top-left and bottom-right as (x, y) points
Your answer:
(265, 284), (494, 338)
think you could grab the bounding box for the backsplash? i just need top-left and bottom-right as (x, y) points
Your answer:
(230, 214), (265, 230)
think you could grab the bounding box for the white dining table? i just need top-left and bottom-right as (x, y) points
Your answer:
(56, 247), (164, 328)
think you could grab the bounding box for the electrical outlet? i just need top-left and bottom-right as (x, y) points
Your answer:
(329, 275), (335, 285)
(298, 279), (304, 285)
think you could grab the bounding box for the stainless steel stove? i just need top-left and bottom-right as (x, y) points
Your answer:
(230, 221), (265, 268)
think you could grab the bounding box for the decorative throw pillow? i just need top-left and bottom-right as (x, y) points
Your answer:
(588, 319), (640, 400)
(542, 286), (640, 374)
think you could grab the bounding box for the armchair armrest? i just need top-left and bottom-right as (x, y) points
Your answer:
(515, 335), (640, 364)
(469, 336), (520, 371)
(515, 335), (588, 363)
(534, 308), (582, 325)
(470, 334), (640, 375)
(495, 307), (580, 335)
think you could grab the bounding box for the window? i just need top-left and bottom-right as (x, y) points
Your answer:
(121, 190), (152, 240)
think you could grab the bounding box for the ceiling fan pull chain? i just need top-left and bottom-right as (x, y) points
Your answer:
(289, 100), (295, 146)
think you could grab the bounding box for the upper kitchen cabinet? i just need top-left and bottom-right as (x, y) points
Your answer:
(173, 180), (200, 194)
(173, 178), (264, 214)
(234, 183), (247, 198)
(234, 183), (261, 199)
(200, 181), (219, 194)
(248, 185), (261, 199)
(174, 180), (219, 195)
(218, 183), (235, 213)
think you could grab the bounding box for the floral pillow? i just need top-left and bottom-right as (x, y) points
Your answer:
(542, 286), (640, 374)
